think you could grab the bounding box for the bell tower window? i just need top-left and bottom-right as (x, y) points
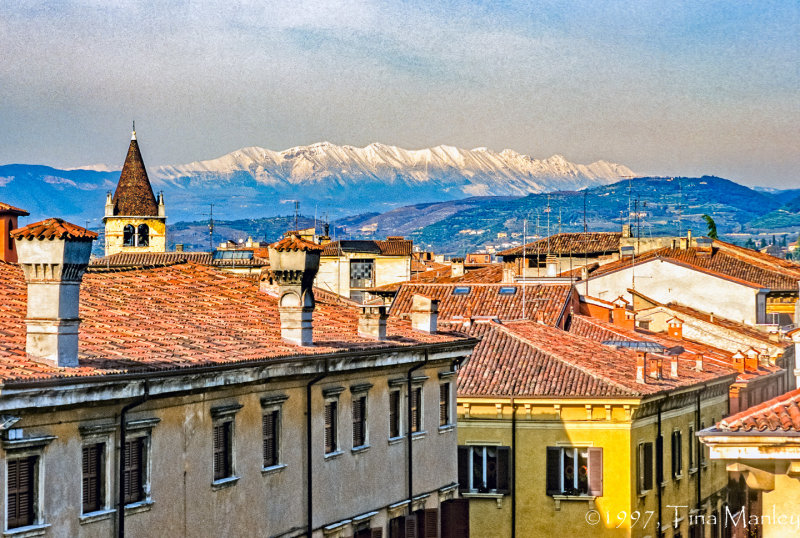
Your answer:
(123, 224), (150, 247)
(137, 224), (149, 247)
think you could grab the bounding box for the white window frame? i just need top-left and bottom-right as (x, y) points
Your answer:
(322, 386), (344, 458)
(3, 433), (55, 534)
(388, 387), (404, 442)
(122, 417), (159, 511)
(210, 404), (242, 489)
(261, 394), (288, 474)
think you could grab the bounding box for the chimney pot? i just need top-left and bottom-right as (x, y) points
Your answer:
(358, 304), (388, 340)
(636, 351), (647, 383)
(545, 255), (558, 277)
(410, 294), (439, 334)
(695, 353), (704, 371)
(732, 351), (745, 373)
(450, 258), (464, 278)
(670, 356), (679, 378)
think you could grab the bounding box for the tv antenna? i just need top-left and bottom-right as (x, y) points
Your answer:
(203, 203), (215, 251)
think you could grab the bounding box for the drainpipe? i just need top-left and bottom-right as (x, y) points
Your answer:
(511, 399), (517, 538)
(118, 381), (150, 538)
(656, 401), (663, 538)
(407, 353), (428, 503)
(307, 361), (330, 538)
(696, 391), (702, 511)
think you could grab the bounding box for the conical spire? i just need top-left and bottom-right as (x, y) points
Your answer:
(111, 127), (158, 216)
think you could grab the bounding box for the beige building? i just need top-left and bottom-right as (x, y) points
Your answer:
(0, 222), (475, 537)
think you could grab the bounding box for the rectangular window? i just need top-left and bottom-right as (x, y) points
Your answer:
(637, 442), (654, 493)
(262, 410), (279, 468)
(213, 421), (233, 481)
(439, 383), (451, 427)
(456, 445), (510, 493)
(411, 387), (422, 433)
(672, 430), (683, 478)
(389, 390), (401, 439)
(688, 426), (695, 470)
(7, 456), (36, 529)
(545, 446), (603, 496)
(350, 259), (375, 289)
(123, 438), (145, 505)
(353, 395), (367, 448)
(656, 434), (664, 484)
(325, 401), (338, 454)
(82, 443), (104, 514)
(700, 422), (706, 466)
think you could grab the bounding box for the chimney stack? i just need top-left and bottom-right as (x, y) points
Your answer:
(636, 352), (647, 383)
(358, 304), (388, 340)
(649, 355), (663, 380)
(731, 351), (745, 373)
(450, 258), (464, 278)
(695, 353), (704, 372)
(670, 355), (679, 378)
(268, 234), (323, 346)
(744, 348), (759, 372)
(667, 318), (683, 339)
(545, 255), (558, 277)
(410, 294), (438, 334)
(157, 192), (166, 218)
(0, 202), (29, 263)
(12, 218), (97, 367)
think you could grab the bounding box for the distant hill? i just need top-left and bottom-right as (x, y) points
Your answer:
(749, 194), (800, 230)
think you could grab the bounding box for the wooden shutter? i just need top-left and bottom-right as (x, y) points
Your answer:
(405, 514), (417, 538)
(124, 438), (144, 504)
(440, 499), (469, 538)
(496, 446), (510, 493)
(643, 442), (653, 492)
(655, 435), (663, 484)
(83, 443), (103, 513)
(263, 410), (278, 467)
(325, 402), (337, 453)
(457, 446), (469, 490)
(588, 447), (603, 496)
(389, 391), (400, 438)
(546, 446), (560, 495)
(371, 528), (384, 538)
(7, 456), (35, 529)
(439, 383), (449, 426)
(353, 396), (366, 447)
(389, 515), (405, 538)
(423, 508), (439, 538)
(213, 422), (231, 480)
(411, 388), (421, 433)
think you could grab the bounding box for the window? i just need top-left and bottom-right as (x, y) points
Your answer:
(122, 223), (150, 247)
(213, 421), (233, 481)
(262, 410), (279, 468)
(700, 422), (706, 467)
(457, 445), (510, 493)
(82, 443), (104, 514)
(350, 259), (374, 289)
(410, 386), (422, 433)
(123, 224), (135, 246)
(498, 286), (516, 295)
(637, 442), (654, 493)
(545, 447), (603, 496)
(7, 456), (36, 529)
(671, 430), (683, 478)
(439, 382), (451, 427)
(452, 286), (470, 295)
(389, 389), (401, 439)
(688, 426), (696, 470)
(325, 400), (338, 454)
(136, 224), (149, 247)
(352, 395), (367, 448)
(123, 437), (146, 505)
(656, 434), (664, 484)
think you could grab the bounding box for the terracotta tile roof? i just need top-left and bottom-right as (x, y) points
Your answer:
(454, 320), (736, 398)
(717, 387), (800, 433)
(89, 251), (269, 269)
(0, 202), (29, 216)
(372, 264), (505, 294)
(390, 283), (575, 326)
(498, 232), (622, 258)
(662, 303), (783, 348)
(112, 138), (159, 216)
(11, 218), (98, 241)
(0, 262), (467, 383)
(321, 239), (413, 257)
(586, 240), (800, 290)
(271, 235), (324, 252)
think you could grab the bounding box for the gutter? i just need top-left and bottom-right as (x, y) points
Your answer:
(306, 360), (330, 538)
(407, 353), (428, 503)
(117, 381), (150, 538)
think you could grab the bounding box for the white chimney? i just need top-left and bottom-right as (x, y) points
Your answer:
(13, 219), (96, 367)
(545, 255), (558, 277)
(411, 294), (439, 334)
(268, 234), (323, 346)
(451, 258), (464, 278)
(670, 356), (679, 378)
(358, 304), (388, 340)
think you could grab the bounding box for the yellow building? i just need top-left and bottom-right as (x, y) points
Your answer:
(450, 318), (737, 538)
(103, 128), (166, 256)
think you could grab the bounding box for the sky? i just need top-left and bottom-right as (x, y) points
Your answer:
(1, 0), (798, 187)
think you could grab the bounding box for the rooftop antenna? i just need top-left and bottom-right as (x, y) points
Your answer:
(522, 218), (527, 320)
(205, 203), (215, 251)
(294, 201), (299, 231)
(545, 195), (552, 255)
(677, 177), (683, 238)
(536, 212), (541, 277)
(583, 190), (588, 233)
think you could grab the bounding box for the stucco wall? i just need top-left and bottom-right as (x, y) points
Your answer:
(316, 254), (411, 298)
(104, 217), (166, 256)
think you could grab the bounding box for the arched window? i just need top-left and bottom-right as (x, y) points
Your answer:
(123, 224), (135, 246)
(137, 224), (149, 247)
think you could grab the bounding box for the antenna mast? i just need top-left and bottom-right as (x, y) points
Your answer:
(522, 219), (527, 320)
(208, 203), (214, 251)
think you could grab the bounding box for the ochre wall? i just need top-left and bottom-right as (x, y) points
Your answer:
(104, 217), (166, 256)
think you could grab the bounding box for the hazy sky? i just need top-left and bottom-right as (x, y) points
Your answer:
(1, 1), (798, 187)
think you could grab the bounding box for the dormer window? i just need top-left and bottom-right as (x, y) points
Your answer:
(123, 224), (150, 247)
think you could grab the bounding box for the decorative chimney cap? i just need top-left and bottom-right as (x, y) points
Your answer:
(270, 234), (323, 253)
(11, 218), (98, 241)
(0, 202), (29, 216)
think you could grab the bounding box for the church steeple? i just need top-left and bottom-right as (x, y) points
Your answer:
(111, 124), (158, 216)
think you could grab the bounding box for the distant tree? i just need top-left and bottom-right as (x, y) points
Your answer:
(702, 214), (718, 239)
(782, 234), (788, 247)
(744, 238), (756, 250)
(772, 235), (776, 245)
(758, 238), (765, 249)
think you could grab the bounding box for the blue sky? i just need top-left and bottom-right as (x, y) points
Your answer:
(1, 0), (797, 186)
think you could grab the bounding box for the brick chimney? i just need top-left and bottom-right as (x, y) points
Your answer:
(358, 304), (388, 340)
(667, 318), (683, 339)
(744, 348), (759, 372)
(636, 352), (647, 383)
(410, 294), (438, 334)
(0, 202), (29, 263)
(12, 218), (96, 367)
(731, 351), (745, 374)
(268, 234), (323, 346)
(695, 353), (704, 372)
(649, 355), (663, 380)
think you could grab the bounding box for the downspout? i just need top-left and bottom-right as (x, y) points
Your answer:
(696, 391), (702, 511)
(118, 381), (150, 538)
(307, 361), (330, 538)
(511, 399), (517, 538)
(408, 353), (428, 503)
(656, 401), (663, 538)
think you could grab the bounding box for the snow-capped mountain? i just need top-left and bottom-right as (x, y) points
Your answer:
(154, 142), (634, 197)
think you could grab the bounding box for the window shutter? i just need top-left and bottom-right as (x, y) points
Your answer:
(390, 391), (400, 438)
(439, 384), (449, 426)
(457, 446), (469, 489)
(546, 447), (560, 495)
(390, 515), (405, 538)
(124, 438), (144, 504)
(405, 514), (417, 538)
(656, 435), (663, 484)
(643, 442), (653, 492)
(588, 447), (603, 496)
(7, 457), (35, 529)
(83, 443), (103, 513)
(497, 446), (510, 493)
(440, 499), (469, 538)
(371, 528), (384, 538)
(424, 508), (439, 538)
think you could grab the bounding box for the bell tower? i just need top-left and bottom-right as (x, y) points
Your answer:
(103, 125), (167, 256)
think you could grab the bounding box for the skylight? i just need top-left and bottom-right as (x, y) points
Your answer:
(452, 286), (471, 295)
(498, 286), (516, 295)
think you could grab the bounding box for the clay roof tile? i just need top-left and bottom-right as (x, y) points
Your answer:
(11, 218), (98, 241)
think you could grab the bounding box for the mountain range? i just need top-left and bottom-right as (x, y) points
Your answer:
(0, 142), (633, 223)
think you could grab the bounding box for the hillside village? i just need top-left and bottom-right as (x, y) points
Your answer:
(3, 128), (800, 538)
